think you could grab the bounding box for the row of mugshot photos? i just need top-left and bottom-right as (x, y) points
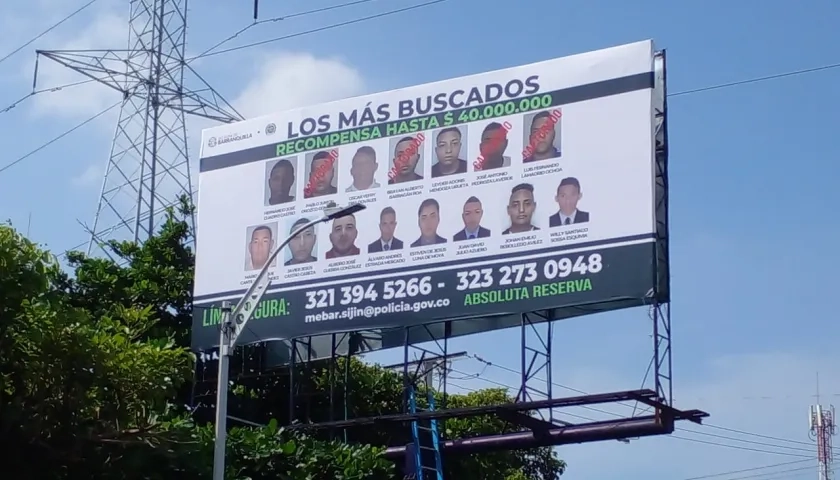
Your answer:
(244, 177), (589, 271)
(264, 110), (563, 206)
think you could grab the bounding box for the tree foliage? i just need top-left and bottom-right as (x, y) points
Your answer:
(0, 200), (565, 479)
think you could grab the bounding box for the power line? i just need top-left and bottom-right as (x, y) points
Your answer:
(190, 0), (448, 60)
(681, 429), (815, 455)
(679, 459), (813, 480)
(0, 101), (119, 175)
(2, 1), (447, 115)
(1, 79), (97, 115)
(723, 465), (817, 480)
(706, 424), (817, 448)
(0, 0), (99, 66)
(669, 435), (813, 459)
(448, 366), (821, 459)
(193, 0), (381, 59)
(670, 62), (840, 97)
(461, 357), (818, 453)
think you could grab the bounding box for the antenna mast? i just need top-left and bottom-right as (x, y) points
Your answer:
(810, 379), (836, 480)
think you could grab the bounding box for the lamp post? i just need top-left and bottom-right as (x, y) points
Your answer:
(212, 202), (366, 480)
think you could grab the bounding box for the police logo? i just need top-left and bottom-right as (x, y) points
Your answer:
(208, 136), (217, 148)
(265, 123), (276, 135)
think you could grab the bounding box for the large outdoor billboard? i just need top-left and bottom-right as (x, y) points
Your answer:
(192, 40), (664, 351)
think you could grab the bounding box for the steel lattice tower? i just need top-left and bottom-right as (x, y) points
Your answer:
(35, 0), (242, 257)
(810, 404), (836, 480)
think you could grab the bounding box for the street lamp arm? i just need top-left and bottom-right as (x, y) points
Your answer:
(227, 215), (327, 349)
(212, 201), (364, 480)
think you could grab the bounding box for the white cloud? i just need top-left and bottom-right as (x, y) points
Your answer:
(232, 52), (366, 119)
(70, 50), (366, 248)
(71, 163), (103, 188)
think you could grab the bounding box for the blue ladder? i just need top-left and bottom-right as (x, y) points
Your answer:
(408, 385), (444, 480)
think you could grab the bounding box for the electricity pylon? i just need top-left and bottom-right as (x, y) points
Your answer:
(36, 0), (242, 257)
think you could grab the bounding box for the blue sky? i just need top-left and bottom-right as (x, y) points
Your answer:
(2, 0), (840, 479)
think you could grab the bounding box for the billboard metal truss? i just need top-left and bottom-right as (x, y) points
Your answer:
(194, 49), (707, 476)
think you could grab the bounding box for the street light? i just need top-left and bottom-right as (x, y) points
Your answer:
(212, 201), (366, 480)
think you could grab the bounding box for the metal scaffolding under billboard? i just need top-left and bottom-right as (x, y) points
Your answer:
(192, 40), (664, 350)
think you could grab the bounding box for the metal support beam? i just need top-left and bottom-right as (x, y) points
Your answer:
(383, 414), (676, 458)
(518, 311), (554, 422)
(651, 49), (673, 408)
(401, 323), (452, 412)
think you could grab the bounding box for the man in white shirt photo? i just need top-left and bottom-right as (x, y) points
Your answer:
(346, 146), (380, 192)
(246, 225), (276, 270)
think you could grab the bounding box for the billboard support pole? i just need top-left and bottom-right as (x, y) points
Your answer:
(401, 323), (452, 410)
(328, 333), (338, 440)
(326, 332), (355, 442)
(652, 302), (672, 406)
(212, 203), (366, 480)
(652, 49), (672, 408)
(517, 311), (554, 422)
(212, 301), (232, 480)
(288, 337), (315, 424)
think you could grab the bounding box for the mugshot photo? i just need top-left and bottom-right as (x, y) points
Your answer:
(549, 176), (589, 226)
(284, 217), (319, 266)
(368, 206), (404, 253)
(388, 134), (425, 185)
(325, 210), (361, 259)
(522, 110), (562, 163)
(472, 120), (514, 172)
(244, 222), (279, 271)
(411, 197), (447, 247)
(345, 144), (382, 193)
(303, 150), (339, 199)
(502, 183), (541, 234)
(453, 195), (492, 241)
(431, 125), (468, 178)
(264, 157), (297, 206)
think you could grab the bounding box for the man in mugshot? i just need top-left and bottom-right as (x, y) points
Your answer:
(347, 146), (380, 192)
(389, 136), (423, 184)
(267, 158), (295, 205)
(502, 183), (540, 234)
(453, 196), (491, 241)
(432, 127), (467, 177)
(524, 111), (561, 163)
(305, 150), (338, 198)
(368, 206), (403, 253)
(478, 122), (511, 170)
(285, 217), (317, 266)
(247, 225), (275, 270)
(549, 177), (589, 226)
(411, 198), (447, 247)
(325, 214), (360, 258)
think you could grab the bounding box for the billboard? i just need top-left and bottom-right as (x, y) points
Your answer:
(192, 40), (664, 351)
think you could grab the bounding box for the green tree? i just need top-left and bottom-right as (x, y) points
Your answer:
(0, 210), (394, 479)
(1, 199), (565, 479)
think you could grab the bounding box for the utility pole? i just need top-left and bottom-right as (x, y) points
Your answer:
(810, 376), (836, 480)
(35, 0), (242, 257)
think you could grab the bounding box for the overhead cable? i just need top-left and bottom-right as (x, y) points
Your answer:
(193, 0), (381, 59)
(0, 101), (120, 175)
(679, 459), (813, 480)
(0, 0), (99, 66)
(190, 0), (448, 60)
(459, 359), (817, 455)
(670, 62), (840, 97)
